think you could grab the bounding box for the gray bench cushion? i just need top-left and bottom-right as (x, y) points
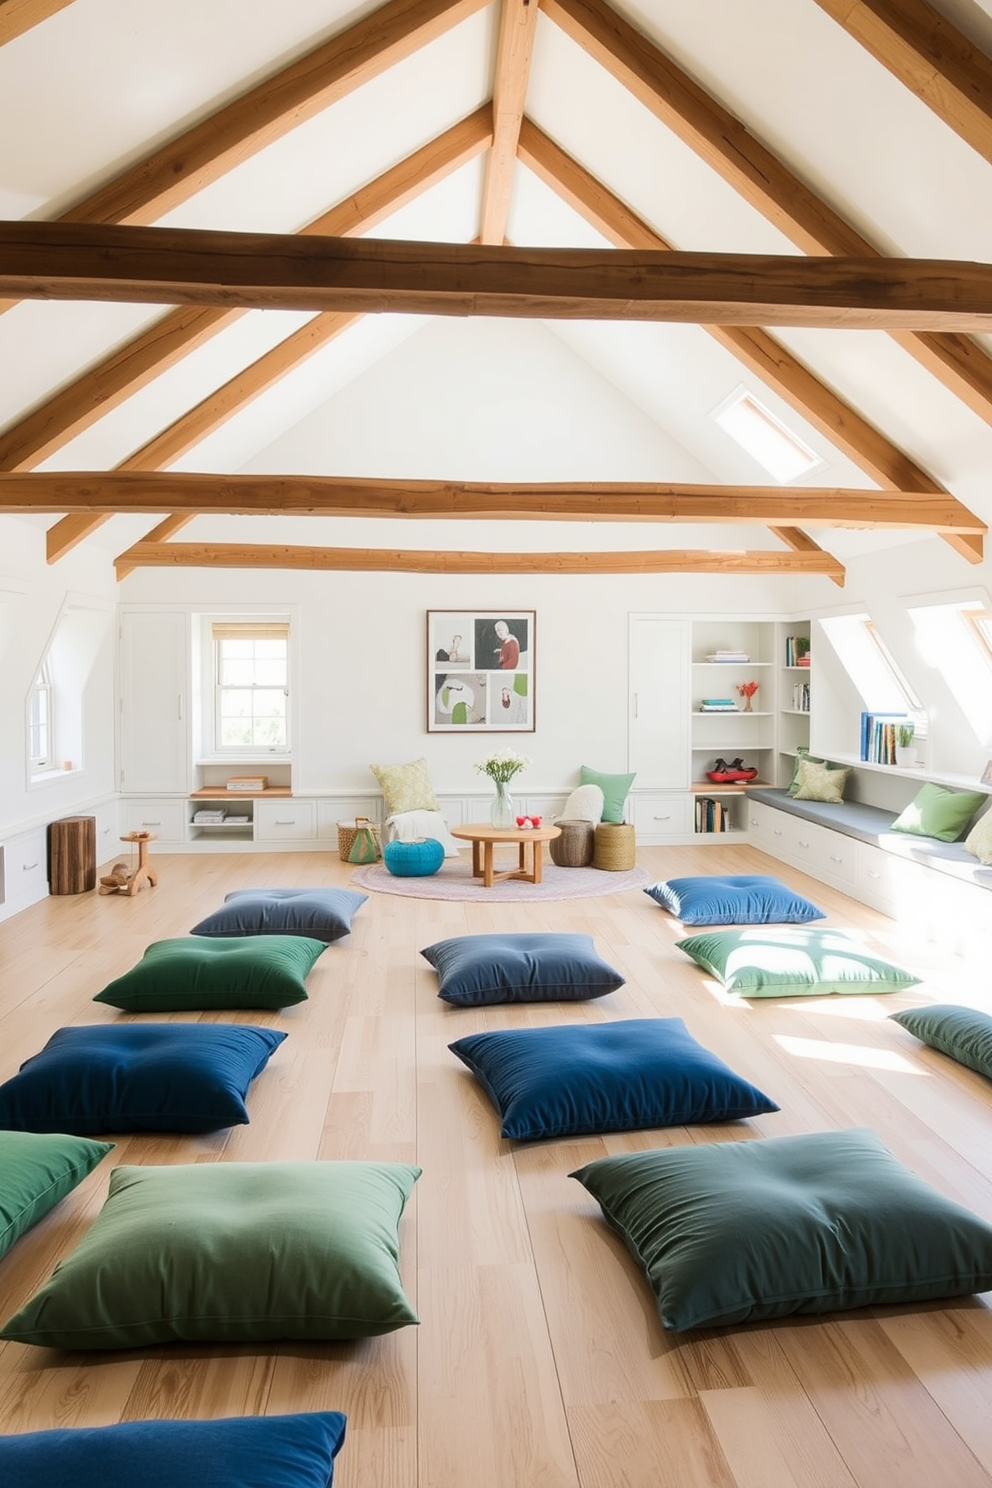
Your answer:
(746, 788), (992, 892)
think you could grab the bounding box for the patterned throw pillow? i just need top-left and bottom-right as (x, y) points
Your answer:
(370, 757), (439, 816)
(964, 807), (992, 865)
(792, 756), (852, 804)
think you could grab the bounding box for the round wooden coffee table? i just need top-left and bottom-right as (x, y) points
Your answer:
(450, 823), (561, 889)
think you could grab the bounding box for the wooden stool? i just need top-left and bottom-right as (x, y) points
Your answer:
(593, 822), (636, 871)
(549, 819), (595, 868)
(48, 816), (96, 894)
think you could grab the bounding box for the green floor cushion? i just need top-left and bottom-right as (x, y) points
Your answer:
(571, 1128), (992, 1332)
(422, 932), (625, 1006)
(890, 782), (986, 842)
(449, 1017), (778, 1140)
(675, 927), (919, 997)
(94, 935), (327, 1012)
(190, 888), (367, 942)
(0, 1412), (348, 1488)
(890, 1004), (992, 1080)
(645, 874), (825, 926)
(0, 1131), (112, 1262)
(0, 1024), (285, 1135)
(1, 1160), (420, 1350)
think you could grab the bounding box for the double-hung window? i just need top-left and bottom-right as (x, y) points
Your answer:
(27, 659), (53, 769)
(212, 622), (290, 752)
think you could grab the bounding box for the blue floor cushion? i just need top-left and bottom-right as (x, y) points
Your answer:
(676, 927), (919, 997)
(449, 1017), (779, 1140)
(0, 1131), (113, 1262)
(0, 1024), (286, 1135)
(571, 1128), (992, 1332)
(421, 932), (625, 1006)
(190, 887), (367, 942)
(0, 1412), (348, 1488)
(1, 1159), (420, 1349)
(645, 874), (825, 926)
(383, 838), (445, 876)
(890, 1004), (992, 1080)
(94, 935), (326, 1011)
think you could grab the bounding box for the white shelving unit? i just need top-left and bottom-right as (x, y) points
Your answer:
(689, 620), (777, 836)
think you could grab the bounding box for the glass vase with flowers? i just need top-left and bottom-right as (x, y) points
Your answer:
(474, 748), (531, 829)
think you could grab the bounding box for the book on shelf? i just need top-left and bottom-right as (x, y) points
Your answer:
(706, 651), (750, 662)
(700, 699), (739, 712)
(792, 680), (810, 712)
(860, 711), (907, 765)
(226, 776), (268, 791)
(784, 636), (811, 667)
(193, 809), (226, 824)
(695, 796), (730, 833)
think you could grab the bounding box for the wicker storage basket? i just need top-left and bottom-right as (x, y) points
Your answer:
(337, 817), (381, 862)
(549, 819), (596, 868)
(592, 822), (636, 871)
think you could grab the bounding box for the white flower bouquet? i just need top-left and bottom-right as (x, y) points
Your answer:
(473, 748), (531, 785)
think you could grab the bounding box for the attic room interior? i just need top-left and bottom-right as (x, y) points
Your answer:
(7, 0), (992, 1483)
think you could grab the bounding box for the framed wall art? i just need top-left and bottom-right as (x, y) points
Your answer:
(427, 610), (535, 733)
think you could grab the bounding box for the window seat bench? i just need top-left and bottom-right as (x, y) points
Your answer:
(745, 786), (992, 895)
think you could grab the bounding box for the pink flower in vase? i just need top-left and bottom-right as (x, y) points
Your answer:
(736, 681), (759, 712)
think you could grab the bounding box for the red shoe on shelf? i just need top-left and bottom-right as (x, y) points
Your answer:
(728, 758), (759, 782)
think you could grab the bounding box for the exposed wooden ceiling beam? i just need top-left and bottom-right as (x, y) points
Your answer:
(812, 0), (992, 169)
(768, 525), (844, 586)
(44, 309), (362, 559)
(539, 0), (992, 426)
(115, 541), (847, 581)
(114, 515), (195, 581)
(0, 108), (493, 474)
(480, 0), (539, 244)
(7, 472), (984, 533)
(517, 120), (982, 563)
(5, 224), (992, 330)
(0, 0), (75, 46)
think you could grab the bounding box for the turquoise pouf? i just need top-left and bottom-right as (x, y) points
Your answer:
(383, 838), (445, 877)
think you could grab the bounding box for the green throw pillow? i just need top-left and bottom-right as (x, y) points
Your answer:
(93, 936), (327, 1012)
(964, 807), (992, 865)
(891, 782), (986, 843)
(579, 766), (635, 824)
(792, 755), (852, 804)
(890, 1004), (992, 1080)
(676, 927), (919, 997)
(571, 1129), (992, 1331)
(786, 746), (848, 797)
(370, 757), (439, 816)
(0, 1160), (420, 1349)
(0, 1131), (113, 1261)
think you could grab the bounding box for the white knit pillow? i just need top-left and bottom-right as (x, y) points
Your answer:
(557, 784), (605, 823)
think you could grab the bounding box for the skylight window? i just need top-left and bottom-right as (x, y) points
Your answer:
(712, 387), (823, 482)
(820, 613), (927, 739)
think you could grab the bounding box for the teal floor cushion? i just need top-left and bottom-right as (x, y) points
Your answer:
(572, 1129), (992, 1331)
(890, 1004), (992, 1079)
(383, 838), (445, 876)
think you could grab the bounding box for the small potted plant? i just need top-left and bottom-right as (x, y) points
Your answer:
(895, 723), (917, 768)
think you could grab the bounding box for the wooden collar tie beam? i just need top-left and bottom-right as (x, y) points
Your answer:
(4, 225), (992, 331)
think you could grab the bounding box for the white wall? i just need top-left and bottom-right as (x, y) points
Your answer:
(0, 519), (118, 836)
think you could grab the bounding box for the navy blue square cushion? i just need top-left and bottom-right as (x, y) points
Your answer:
(421, 932), (624, 1006)
(0, 1412), (347, 1488)
(190, 887), (367, 942)
(0, 1023), (286, 1135)
(645, 875), (825, 926)
(449, 1017), (779, 1139)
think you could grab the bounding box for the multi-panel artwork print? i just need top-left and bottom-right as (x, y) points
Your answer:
(427, 611), (535, 733)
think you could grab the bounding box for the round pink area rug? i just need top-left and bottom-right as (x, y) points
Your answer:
(351, 859), (650, 902)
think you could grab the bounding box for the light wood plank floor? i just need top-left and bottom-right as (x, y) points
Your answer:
(2, 840), (992, 1487)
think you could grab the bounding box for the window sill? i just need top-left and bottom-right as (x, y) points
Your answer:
(29, 766), (82, 787)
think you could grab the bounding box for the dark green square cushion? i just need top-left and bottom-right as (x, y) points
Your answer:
(890, 1004), (992, 1079)
(0, 1412), (347, 1488)
(676, 927), (919, 997)
(571, 1129), (992, 1332)
(890, 783), (986, 842)
(579, 766), (635, 824)
(93, 936), (327, 1011)
(0, 1131), (112, 1262)
(0, 1160), (420, 1349)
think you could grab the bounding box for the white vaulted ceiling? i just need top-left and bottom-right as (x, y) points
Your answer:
(2, 0), (992, 582)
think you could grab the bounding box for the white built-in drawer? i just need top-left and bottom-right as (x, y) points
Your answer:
(818, 828), (858, 890)
(255, 799), (317, 841)
(6, 827), (48, 901)
(122, 799), (186, 844)
(632, 793), (690, 838)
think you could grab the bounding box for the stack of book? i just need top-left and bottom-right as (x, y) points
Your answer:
(706, 650), (750, 663)
(193, 809), (226, 824)
(784, 636), (810, 667)
(699, 698), (739, 712)
(860, 712), (907, 764)
(695, 797), (729, 832)
(793, 680), (810, 712)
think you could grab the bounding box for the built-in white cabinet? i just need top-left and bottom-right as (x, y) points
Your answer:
(119, 611), (189, 794)
(628, 617), (690, 789)
(0, 825), (49, 923)
(122, 798), (187, 844)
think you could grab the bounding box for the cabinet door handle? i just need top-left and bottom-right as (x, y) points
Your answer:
(773, 828), (782, 836)
(22, 861), (38, 871)
(140, 819), (162, 826)
(867, 870), (882, 880)
(798, 839), (810, 849)
(829, 854), (844, 863)
(178, 694), (183, 721)
(653, 814), (671, 821)
(632, 692), (638, 718)
(274, 819), (295, 826)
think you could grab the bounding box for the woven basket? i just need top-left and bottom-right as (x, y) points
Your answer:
(549, 819), (596, 868)
(592, 822), (636, 871)
(337, 817), (380, 862)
